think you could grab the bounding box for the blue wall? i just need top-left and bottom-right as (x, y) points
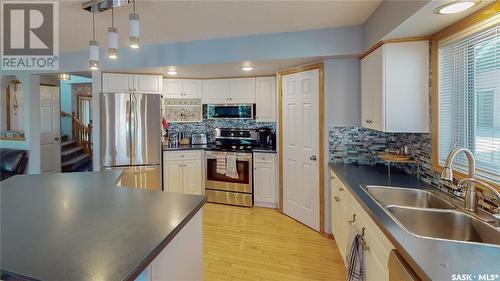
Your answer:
(2, 25), (364, 76)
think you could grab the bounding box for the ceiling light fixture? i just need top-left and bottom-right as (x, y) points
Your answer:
(89, 7), (99, 70)
(241, 66), (254, 72)
(108, 7), (118, 59)
(435, 1), (479, 14)
(167, 70), (178, 75)
(59, 73), (71, 80)
(129, 0), (140, 49)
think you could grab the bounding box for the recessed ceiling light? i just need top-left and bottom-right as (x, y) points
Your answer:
(167, 71), (178, 75)
(241, 66), (254, 72)
(435, 1), (479, 14)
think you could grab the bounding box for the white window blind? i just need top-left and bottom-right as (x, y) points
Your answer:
(438, 21), (500, 183)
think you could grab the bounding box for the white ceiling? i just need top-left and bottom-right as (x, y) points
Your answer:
(124, 56), (339, 78)
(386, 0), (495, 39)
(60, 0), (382, 52)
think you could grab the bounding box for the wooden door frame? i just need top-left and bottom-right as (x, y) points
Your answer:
(277, 62), (325, 234)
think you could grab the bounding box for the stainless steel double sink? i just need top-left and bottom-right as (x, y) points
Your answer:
(361, 185), (500, 247)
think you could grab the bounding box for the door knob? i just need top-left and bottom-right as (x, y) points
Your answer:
(310, 155), (317, 161)
(54, 137), (60, 141)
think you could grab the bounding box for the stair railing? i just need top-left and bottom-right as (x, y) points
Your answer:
(63, 111), (92, 156)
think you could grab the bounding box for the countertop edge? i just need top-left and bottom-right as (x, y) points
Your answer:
(162, 145), (277, 154)
(123, 196), (207, 281)
(329, 164), (432, 281)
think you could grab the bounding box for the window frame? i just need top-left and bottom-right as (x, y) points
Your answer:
(431, 2), (500, 189)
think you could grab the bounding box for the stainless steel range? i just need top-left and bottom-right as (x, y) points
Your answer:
(205, 128), (258, 207)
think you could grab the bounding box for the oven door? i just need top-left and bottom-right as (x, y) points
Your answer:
(207, 104), (254, 119)
(205, 152), (252, 193)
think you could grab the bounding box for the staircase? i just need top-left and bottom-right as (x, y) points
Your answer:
(61, 135), (92, 172)
(60, 111), (93, 172)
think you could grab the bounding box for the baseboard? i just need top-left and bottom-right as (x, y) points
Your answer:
(254, 201), (278, 209)
(321, 232), (334, 239)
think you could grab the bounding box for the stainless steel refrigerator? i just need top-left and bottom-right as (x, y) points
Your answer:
(100, 92), (162, 190)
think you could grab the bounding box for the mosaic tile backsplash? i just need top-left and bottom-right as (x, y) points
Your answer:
(167, 119), (275, 141)
(328, 126), (498, 213)
(166, 106), (275, 141)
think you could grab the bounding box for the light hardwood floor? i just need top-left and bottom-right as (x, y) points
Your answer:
(203, 203), (346, 281)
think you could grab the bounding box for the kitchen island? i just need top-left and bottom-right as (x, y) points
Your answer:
(0, 171), (206, 281)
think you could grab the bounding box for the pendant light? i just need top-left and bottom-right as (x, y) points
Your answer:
(108, 7), (118, 59)
(129, 0), (140, 49)
(89, 6), (99, 70)
(59, 73), (71, 80)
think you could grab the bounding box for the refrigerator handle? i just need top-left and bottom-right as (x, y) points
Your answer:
(130, 93), (136, 165)
(125, 99), (131, 161)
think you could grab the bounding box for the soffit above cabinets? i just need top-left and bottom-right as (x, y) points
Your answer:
(122, 57), (337, 79)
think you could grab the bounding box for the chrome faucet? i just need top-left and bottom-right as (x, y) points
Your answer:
(440, 148), (477, 212)
(458, 178), (500, 220)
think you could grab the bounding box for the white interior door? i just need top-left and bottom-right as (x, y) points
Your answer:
(282, 69), (320, 231)
(40, 86), (61, 173)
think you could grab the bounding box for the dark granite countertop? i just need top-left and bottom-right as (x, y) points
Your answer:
(0, 172), (206, 281)
(329, 163), (500, 281)
(163, 144), (277, 154)
(163, 144), (209, 151)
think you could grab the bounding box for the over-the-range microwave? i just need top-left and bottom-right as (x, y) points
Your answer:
(207, 104), (254, 119)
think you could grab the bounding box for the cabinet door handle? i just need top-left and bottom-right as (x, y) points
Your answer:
(348, 214), (356, 224)
(339, 187), (344, 192)
(334, 196), (340, 202)
(365, 120), (373, 124)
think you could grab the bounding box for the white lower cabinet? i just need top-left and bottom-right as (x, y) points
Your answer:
(331, 170), (395, 281)
(181, 160), (203, 195)
(164, 161), (183, 193)
(253, 153), (277, 208)
(163, 151), (204, 195)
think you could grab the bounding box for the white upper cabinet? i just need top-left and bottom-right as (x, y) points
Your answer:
(102, 73), (162, 94)
(256, 77), (276, 122)
(229, 78), (256, 104)
(164, 79), (203, 99)
(163, 79), (183, 98)
(203, 78), (255, 104)
(102, 73), (132, 93)
(183, 80), (203, 99)
(134, 75), (162, 94)
(360, 41), (429, 133)
(203, 79), (230, 104)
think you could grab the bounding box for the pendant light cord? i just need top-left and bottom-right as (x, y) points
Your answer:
(92, 6), (95, 40)
(133, 0), (136, 13)
(111, 7), (114, 27)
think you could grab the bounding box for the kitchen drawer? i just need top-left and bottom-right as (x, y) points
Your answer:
(164, 150), (203, 161)
(253, 153), (276, 164)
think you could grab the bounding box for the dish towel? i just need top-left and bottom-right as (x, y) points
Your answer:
(346, 233), (365, 281)
(216, 153), (227, 175)
(225, 154), (239, 179)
